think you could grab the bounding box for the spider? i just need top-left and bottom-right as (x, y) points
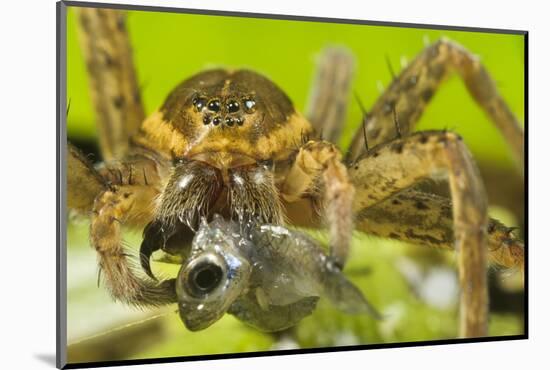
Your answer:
(67, 8), (524, 339)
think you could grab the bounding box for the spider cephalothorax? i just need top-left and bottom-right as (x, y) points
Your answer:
(131, 66), (358, 290)
(68, 8), (524, 337)
(133, 69), (312, 169)
(133, 69), (320, 269)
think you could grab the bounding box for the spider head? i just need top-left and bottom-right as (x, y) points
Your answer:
(161, 68), (293, 131)
(141, 68), (312, 166)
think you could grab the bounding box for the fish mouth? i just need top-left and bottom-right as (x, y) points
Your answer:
(178, 302), (226, 331)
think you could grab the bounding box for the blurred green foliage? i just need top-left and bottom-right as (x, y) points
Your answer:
(65, 6), (524, 364)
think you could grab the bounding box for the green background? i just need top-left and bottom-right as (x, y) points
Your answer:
(67, 8), (524, 167)
(66, 6), (525, 365)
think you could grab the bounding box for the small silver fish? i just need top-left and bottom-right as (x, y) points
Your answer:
(176, 215), (380, 332)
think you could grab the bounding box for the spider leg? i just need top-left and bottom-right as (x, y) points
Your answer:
(75, 8), (145, 160)
(346, 39), (524, 168)
(348, 130), (489, 337)
(280, 141), (354, 268)
(356, 189), (524, 271)
(306, 47), (355, 144)
(90, 184), (177, 307)
(67, 142), (107, 213)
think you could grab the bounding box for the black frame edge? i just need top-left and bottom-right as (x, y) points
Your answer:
(57, 1), (68, 369)
(523, 32), (529, 338)
(63, 335), (527, 369)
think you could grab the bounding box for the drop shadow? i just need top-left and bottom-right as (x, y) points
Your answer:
(34, 353), (57, 367)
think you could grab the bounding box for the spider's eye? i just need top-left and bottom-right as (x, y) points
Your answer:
(207, 99), (221, 112)
(243, 98), (256, 113)
(226, 100), (240, 113)
(192, 96), (208, 112)
(187, 261), (224, 297)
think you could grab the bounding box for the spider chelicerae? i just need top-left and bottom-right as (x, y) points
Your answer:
(67, 8), (524, 339)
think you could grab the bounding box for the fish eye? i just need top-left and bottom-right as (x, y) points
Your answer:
(187, 260), (224, 296)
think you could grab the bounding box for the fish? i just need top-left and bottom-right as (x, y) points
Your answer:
(176, 214), (381, 332)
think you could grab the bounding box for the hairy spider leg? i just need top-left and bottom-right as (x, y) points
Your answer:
(356, 189), (524, 270)
(346, 39), (523, 169)
(280, 141), (354, 268)
(349, 130), (489, 337)
(306, 47), (355, 144)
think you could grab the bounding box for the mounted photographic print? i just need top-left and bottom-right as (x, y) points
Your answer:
(57, 1), (526, 368)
